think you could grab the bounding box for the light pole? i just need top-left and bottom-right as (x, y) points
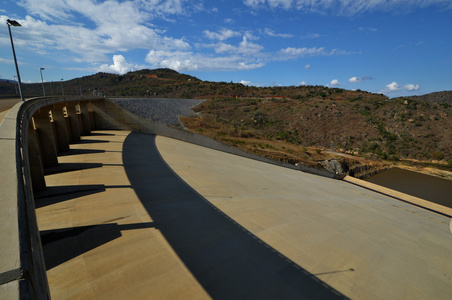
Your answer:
(40, 67), (46, 96)
(61, 79), (65, 96)
(13, 76), (18, 94)
(7, 19), (25, 101)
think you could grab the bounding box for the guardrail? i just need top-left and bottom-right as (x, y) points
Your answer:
(0, 96), (103, 299)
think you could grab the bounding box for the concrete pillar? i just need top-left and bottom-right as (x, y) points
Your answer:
(32, 110), (58, 168)
(27, 122), (46, 192)
(88, 102), (96, 130)
(66, 104), (81, 143)
(50, 105), (70, 153)
(75, 104), (85, 136)
(79, 102), (91, 135)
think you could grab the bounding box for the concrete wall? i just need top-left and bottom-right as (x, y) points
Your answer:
(0, 96), (103, 299)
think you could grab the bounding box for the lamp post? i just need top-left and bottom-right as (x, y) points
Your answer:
(40, 67), (46, 96)
(7, 19), (25, 101)
(13, 76), (18, 94)
(61, 79), (65, 96)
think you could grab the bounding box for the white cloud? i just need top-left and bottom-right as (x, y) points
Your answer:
(205, 36), (264, 56)
(299, 81), (308, 85)
(405, 83), (420, 91)
(240, 80), (251, 85)
(244, 0), (452, 15)
(145, 49), (264, 72)
(349, 76), (373, 83)
(304, 64), (311, 69)
(204, 29), (241, 41)
(381, 81), (420, 93)
(98, 55), (143, 75)
(7, 0), (192, 63)
(386, 81), (401, 91)
(20, 0), (191, 22)
(0, 58), (13, 64)
(300, 33), (322, 39)
(264, 28), (293, 38)
(278, 47), (326, 60)
(330, 79), (341, 86)
(245, 0), (292, 9)
(277, 46), (356, 61)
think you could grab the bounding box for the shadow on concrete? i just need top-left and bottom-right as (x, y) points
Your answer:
(122, 132), (348, 299)
(41, 222), (156, 270)
(89, 132), (117, 136)
(44, 162), (103, 175)
(78, 139), (110, 144)
(58, 149), (106, 156)
(34, 185), (106, 208)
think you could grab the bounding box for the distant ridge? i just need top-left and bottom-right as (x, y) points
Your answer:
(0, 69), (449, 101)
(400, 90), (452, 104)
(0, 78), (17, 83)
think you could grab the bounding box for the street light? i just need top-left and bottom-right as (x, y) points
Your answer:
(40, 67), (46, 96)
(13, 76), (18, 94)
(61, 79), (65, 96)
(7, 19), (24, 101)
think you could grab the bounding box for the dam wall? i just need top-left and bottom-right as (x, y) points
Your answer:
(0, 96), (102, 299)
(1, 96), (451, 299)
(90, 99), (340, 179)
(0, 96), (340, 299)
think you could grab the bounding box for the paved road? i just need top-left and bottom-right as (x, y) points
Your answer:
(36, 130), (452, 299)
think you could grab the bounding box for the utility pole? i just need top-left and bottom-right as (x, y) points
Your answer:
(7, 19), (25, 101)
(61, 79), (65, 96)
(40, 67), (46, 96)
(13, 76), (18, 94)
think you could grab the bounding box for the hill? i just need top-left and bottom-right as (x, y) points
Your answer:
(397, 91), (452, 104)
(1, 69), (451, 177)
(0, 68), (387, 101)
(180, 93), (452, 178)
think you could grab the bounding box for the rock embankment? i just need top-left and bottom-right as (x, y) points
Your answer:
(110, 98), (205, 127)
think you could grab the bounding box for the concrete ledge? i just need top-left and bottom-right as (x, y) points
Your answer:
(343, 175), (452, 217)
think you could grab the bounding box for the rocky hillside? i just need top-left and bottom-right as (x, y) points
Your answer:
(2, 69), (450, 177)
(400, 90), (452, 104)
(181, 94), (452, 177)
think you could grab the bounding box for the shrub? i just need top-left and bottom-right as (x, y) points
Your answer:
(432, 152), (444, 160)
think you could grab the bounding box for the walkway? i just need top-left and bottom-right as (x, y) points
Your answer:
(0, 98), (21, 123)
(36, 130), (452, 299)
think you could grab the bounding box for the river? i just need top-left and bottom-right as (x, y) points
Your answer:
(365, 167), (452, 209)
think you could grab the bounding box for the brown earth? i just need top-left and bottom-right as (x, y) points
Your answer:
(180, 95), (452, 179)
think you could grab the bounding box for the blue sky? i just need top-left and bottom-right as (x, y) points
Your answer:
(1, 0), (451, 97)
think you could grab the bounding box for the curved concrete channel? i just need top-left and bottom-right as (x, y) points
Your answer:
(1, 97), (452, 299)
(36, 130), (452, 299)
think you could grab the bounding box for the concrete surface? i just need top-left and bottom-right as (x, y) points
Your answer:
(0, 98), (21, 110)
(1, 96), (104, 299)
(35, 130), (452, 299)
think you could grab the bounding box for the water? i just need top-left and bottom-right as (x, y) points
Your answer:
(365, 168), (452, 208)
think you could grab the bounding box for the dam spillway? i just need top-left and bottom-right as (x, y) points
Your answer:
(36, 129), (452, 299)
(1, 96), (452, 299)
